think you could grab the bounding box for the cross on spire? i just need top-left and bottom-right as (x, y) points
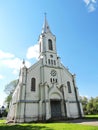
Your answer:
(42, 13), (51, 33)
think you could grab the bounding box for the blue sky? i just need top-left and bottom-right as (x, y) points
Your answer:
(0, 0), (98, 106)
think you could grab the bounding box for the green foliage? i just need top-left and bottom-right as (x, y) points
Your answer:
(1, 110), (7, 117)
(4, 79), (18, 108)
(4, 94), (12, 109)
(4, 79), (18, 95)
(80, 96), (98, 115)
(80, 96), (88, 114)
(0, 106), (7, 117)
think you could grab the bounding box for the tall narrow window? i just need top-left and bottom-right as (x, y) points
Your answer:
(40, 42), (41, 52)
(31, 78), (36, 91)
(51, 59), (53, 65)
(54, 60), (56, 65)
(50, 78), (52, 83)
(48, 39), (53, 50)
(67, 81), (72, 93)
(56, 79), (57, 83)
(48, 59), (50, 64)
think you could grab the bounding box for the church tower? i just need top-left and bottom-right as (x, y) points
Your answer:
(39, 14), (59, 67)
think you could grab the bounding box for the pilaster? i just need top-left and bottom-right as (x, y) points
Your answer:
(44, 82), (51, 120)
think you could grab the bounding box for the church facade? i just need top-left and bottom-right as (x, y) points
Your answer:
(7, 16), (84, 123)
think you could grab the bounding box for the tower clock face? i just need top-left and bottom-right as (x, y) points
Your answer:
(51, 70), (56, 76)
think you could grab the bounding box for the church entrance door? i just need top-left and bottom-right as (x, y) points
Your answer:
(51, 100), (62, 118)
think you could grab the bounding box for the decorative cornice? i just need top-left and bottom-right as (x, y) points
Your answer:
(13, 100), (39, 104)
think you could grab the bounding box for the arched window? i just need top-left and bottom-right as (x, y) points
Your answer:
(51, 59), (53, 65)
(56, 79), (57, 83)
(54, 60), (56, 65)
(48, 39), (53, 50)
(48, 59), (50, 64)
(50, 78), (52, 83)
(40, 42), (41, 52)
(31, 78), (36, 91)
(67, 81), (72, 93)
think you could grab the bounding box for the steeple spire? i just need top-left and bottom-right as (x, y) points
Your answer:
(22, 59), (26, 68)
(42, 13), (51, 33)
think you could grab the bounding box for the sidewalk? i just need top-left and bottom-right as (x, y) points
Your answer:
(66, 119), (98, 126)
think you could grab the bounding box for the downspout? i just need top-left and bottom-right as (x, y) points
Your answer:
(72, 75), (82, 117)
(23, 68), (27, 122)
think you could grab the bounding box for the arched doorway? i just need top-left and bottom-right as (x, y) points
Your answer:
(50, 93), (62, 118)
(51, 100), (62, 118)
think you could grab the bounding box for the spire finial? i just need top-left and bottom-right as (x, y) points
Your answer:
(44, 12), (47, 19)
(42, 13), (51, 33)
(44, 12), (47, 24)
(22, 59), (26, 68)
(22, 59), (25, 65)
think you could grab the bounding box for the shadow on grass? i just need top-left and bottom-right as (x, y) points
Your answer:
(0, 124), (53, 130)
(84, 116), (98, 120)
(62, 116), (98, 124)
(45, 116), (98, 124)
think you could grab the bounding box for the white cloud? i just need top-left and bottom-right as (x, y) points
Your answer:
(2, 58), (22, 70)
(25, 60), (31, 68)
(80, 94), (89, 98)
(88, 3), (96, 12)
(83, 0), (97, 12)
(0, 50), (31, 76)
(12, 69), (19, 75)
(92, 0), (97, 3)
(0, 74), (4, 80)
(1, 58), (31, 75)
(26, 44), (39, 60)
(0, 50), (14, 59)
(84, 0), (90, 5)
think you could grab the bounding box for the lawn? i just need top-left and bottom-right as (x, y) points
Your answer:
(85, 114), (98, 119)
(0, 119), (98, 130)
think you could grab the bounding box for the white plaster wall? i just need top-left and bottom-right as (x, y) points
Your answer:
(69, 103), (79, 118)
(26, 60), (42, 100)
(25, 103), (39, 121)
(61, 66), (77, 100)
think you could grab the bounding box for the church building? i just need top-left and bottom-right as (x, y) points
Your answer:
(7, 16), (84, 123)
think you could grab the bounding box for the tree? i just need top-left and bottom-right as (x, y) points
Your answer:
(81, 96), (98, 115)
(0, 106), (7, 117)
(80, 96), (88, 114)
(4, 79), (18, 108)
(5, 93), (13, 109)
(4, 79), (18, 95)
(93, 97), (98, 114)
(87, 97), (94, 114)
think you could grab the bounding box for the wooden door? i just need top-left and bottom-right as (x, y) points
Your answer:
(51, 100), (61, 118)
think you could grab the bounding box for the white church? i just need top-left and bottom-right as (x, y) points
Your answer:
(7, 16), (84, 123)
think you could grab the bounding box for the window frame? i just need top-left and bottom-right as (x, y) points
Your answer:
(48, 39), (53, 50)
(67, 81), (72, 93)
(31, 78), (36, 91)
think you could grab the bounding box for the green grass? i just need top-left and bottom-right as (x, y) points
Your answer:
(85, 115), (98, 118)
(0, 119), (6, 123)
(84, 114), (98, 119)
(0, 119), (98, 130)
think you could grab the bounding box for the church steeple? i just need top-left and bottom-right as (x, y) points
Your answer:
(42, 13), (51, 34)
(39, 15), (58, 67)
